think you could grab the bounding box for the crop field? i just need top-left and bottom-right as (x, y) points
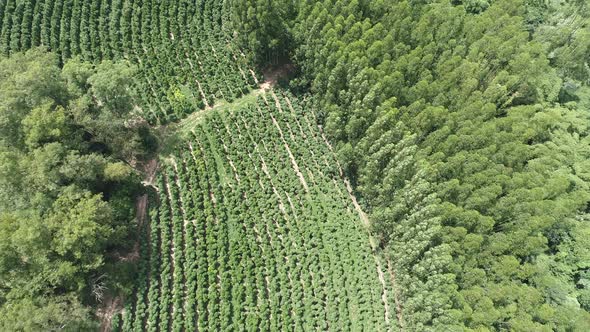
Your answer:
(0, 0), (256, 123)
(114, 91), (398, 331)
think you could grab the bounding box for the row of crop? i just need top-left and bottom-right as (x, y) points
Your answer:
(214, 113), (304, 330)
(116, 90), (391, 330)
(177, 152), (200, 332)
(182, 140), (215, 331)
(131, 207), (152, 332)
(163, 165), (187, 331)
(233, 104), (336, 330)
(0, 0), (255, 124)
(186, 128), (228, 331)
(215, 100), (374, 330)
(188, 109), (285, 329)
(277, 92), (395, 330)
(255, 93), (390, 330)
(243, 100), (349, 329)
(111, 206), (153, 332)
(119, 140), (220, 331)
(156, 174), (173, 331)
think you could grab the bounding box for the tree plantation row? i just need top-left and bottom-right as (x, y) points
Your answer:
(0, 0), (256, 124)
(112, 92), (398, 331)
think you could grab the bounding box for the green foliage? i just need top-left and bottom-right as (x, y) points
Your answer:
(88, 60), (136, 113)
(118, 92), (392, 330)
(0, 48), (151, 330)
(49, 189), (113, 268)
(232, 0), (590, 329)
(0, 48), (66, 149)
(0, 0), (589, 330)
(0, 295), (98, 332)
(0, 0), (256, 124)
(231, 0), (295, 65)
(22, 103), (70, 149)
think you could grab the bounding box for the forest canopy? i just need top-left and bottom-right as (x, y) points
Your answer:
(0, 48), (154, 330)
(233, 0), (590, 330)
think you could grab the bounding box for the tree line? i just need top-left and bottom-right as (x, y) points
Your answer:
(232, 0), (590, 330)
(0, 48), (157, 330)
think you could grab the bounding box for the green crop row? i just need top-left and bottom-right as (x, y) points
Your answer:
(0, 0), (256, 124)
(118, 91), (396, 331)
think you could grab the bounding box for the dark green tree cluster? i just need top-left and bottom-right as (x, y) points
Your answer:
(231, 0), (295, 66)
(233, 0), (590, 330)
(0, 48), (154, 330)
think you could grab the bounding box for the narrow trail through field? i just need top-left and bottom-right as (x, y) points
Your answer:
(141, 159), (160, 192)
(162, 175), (178, 321)
(311, 112), (405, 331)
(99, 157), (158, 331)
(172, 64), (403, 329)
(178, 63), (286, 133)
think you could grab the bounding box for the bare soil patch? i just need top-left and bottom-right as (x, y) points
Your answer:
(260, 63), (296, 90)
(97, 295), (123, 332)
(98, 158), (158, 330)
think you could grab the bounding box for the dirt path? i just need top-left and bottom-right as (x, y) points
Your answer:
(262, 64), (295, 88)
(249, 69), (260, 85)
(221, 141), (241, 184)
(234, 117), (289, 224)
(344, 175), (395, 330)
(169, 157), (189, 224)
(98, 158), (158, 331)
(183, 55), (211, 109)
(259, 152), (288, 216)
(196, 79), (211, 109)
(261, 96), (309, 193)
(268, 111), (310, 193)
(179, 63), (291, 135)
(310, 112), (405, 331)
(161, 174), (178, 320)
(282, 95), (307, 139)
(388, 258), (405, 330)
(97, 296), (123, 332)
(375, 256), (392, 329)
(141, 159), (160, 192)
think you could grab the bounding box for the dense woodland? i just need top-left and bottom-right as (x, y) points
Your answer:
(234, 0), (590, 330)
(0, 0), (589, 330)
(0, 49), (155, 329)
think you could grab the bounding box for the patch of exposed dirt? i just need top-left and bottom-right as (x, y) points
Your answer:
(260, 63), (296, 90)
(388, 258), (405, 331)
(97, 294), (122, 332)
(140, 158), (159, 190)
(98, 158), (158, 331)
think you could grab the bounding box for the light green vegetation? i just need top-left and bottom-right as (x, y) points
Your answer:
(0, 0), (258, 124)
(176, 88), (260, 135)
(114, 90), (397, 331)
